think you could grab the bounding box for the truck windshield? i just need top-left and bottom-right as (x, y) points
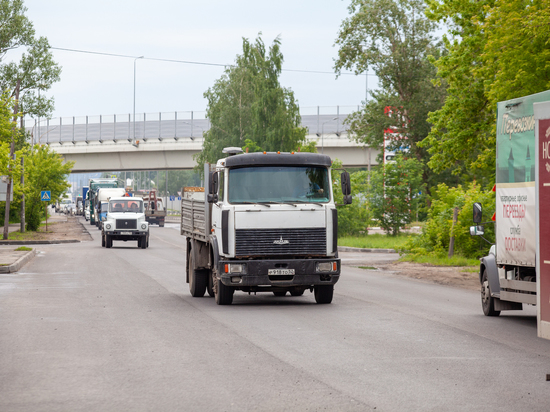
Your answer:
(109, 199), (143, 213)
(228, 166), (330, 204)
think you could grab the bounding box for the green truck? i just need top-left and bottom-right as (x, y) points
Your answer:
(87, 178), (121, 225)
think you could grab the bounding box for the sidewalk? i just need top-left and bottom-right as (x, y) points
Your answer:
(0, 214), (78, 272)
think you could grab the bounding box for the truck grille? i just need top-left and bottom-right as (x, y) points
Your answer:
(235, 228), (326, 257)
(116, 219), (137, 229)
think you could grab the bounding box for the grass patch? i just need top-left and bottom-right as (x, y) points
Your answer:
(399, 253), (479, 267)
(339, 233), (416, 250)
(15, 246), (32, 251)
(359, 266), (377, 270)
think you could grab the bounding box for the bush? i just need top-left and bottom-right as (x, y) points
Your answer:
(403, 182), (495, 259)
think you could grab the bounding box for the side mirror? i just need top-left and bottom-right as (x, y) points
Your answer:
(343, 195), (352, 205)
(473, 202), (482, 223)
(470, 225), (484, 236)
(341, 171), (351, 196)
(209, 172), (219, 195)
(207, 172), (219, 203)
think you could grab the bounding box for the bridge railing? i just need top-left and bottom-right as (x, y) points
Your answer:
(24, 105), (360, 145)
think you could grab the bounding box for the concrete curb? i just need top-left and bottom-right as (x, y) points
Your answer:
(0, 239), (80, 245)
(338, 246), (397, 254)
(0, 249), (37, 273)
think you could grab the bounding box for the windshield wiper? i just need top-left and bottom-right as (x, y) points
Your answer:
(238, 201), (270, 207)
(261, 201), (297, 207)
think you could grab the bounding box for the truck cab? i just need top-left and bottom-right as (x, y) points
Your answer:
(102, 197), (149, 249)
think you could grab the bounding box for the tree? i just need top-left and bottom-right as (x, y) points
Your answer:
(421, 0), (550, 182)
(23, 145), (72, 231)
(0, 0), (61, 121)
(367, 155), (424, 236)
(196, 35), (306, 168)
(334, 0), (447, 191)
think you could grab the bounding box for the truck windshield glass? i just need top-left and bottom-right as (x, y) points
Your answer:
(228, 166), (330, 204)
(109, 199), (143, 213)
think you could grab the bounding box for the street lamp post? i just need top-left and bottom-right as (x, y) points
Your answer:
(133, 56), (144, 147)
(318, 117), (338, 154)
(182, 121), (204, 141)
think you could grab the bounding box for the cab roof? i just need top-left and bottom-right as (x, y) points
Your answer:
(223, 152), (332, 168)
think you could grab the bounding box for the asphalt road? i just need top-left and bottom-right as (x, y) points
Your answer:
(1, 220), (550, 411)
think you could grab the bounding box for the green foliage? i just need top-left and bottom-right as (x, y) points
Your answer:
(398, 253), (480, 267)
(24, 145), (72, 231)
(0, 0), (61, 119)
(403, 182), (495, 259)
(15, 246), (31, 251)
(367, 155), (425, 236)
(334, 0), (447, 192)
(332, 159), (370, 236)
(196, 35), (306, 169)
(422, 0), (550, 183)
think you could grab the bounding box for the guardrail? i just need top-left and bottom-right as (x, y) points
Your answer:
(24, 106), (359, 145)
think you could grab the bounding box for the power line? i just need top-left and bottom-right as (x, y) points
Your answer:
(50, 46), (374, 76)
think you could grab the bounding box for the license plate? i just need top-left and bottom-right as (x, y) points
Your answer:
(120, 231), (132, 235)
(268, 269), (295, 276)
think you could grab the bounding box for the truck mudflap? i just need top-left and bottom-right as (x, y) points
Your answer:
(217, 258), (340, 288)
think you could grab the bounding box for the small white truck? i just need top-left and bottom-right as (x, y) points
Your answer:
(102, 196), (149, 249)
(181, 148), (352, 305)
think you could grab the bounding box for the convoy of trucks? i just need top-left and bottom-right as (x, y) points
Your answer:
(87, 178), (121, 225)
(471, 90), (550, 339)
(180, 148), (351, 305)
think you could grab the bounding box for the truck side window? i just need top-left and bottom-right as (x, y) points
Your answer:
(218, 171), (224, 201)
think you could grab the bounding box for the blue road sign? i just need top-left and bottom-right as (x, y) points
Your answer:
(169, 196), (175, 201)
(41, 190), (51, 201)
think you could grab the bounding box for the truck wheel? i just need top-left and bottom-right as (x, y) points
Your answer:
(214, 271), (233, 305)
(101, 234), (105, 247)
(140, 236), (147, 249)
(314, 285), (333, 304)
(188, 251), (207, 297)
(160, 221), (165, 227)
(481, 269), (500, 316)
(105, 235), (113, 248)
(273, 291), (287, 297)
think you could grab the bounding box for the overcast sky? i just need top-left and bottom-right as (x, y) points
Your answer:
(15, 0), (375, 120)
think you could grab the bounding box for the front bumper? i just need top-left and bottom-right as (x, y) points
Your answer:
(217, 258), (340, 288)
(104, 230), (148, 241)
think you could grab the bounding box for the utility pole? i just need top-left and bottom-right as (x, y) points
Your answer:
(20, 156), (25, 233)
(3, 80), (20, 240)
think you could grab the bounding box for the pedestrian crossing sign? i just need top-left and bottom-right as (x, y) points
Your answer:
(41, 190), (51, 201)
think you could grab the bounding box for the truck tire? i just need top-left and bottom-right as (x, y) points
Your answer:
(188, 251), (207, 297)
(101, 234), (105, 247)
(214, 271), (233, 305)
(481, 269), (500, 316)
(105, 234), (113, 248)
(290, 289), (305, 297)
(140, 236), (147, 249)
(273, 291), (287, 297)
(160, 220), (165, 228)
(314, 285), (333, 304)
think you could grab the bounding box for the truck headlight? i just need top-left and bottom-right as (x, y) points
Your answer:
(225, 263), (246, 274)
(141, 223), (147, 230)
(106, 223), (111, 230)
(316, 262), (337, 273)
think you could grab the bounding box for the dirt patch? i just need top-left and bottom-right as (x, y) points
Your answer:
(377, 261), (480, 291)
(34, 215), (92, 242)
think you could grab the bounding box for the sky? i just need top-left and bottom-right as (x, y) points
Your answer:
(13, 0), (376, 121)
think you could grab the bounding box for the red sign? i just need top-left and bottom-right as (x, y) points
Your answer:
(538, 118), (550, 326)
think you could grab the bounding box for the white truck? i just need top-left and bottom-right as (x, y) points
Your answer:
(181, 148), (352, 305)
(102, 196), (149, 249)
(471, 90), (550, 339)
(95, 188), (127, 229)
